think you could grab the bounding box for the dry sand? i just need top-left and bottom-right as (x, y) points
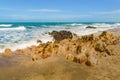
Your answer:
(0, 28), (120, 80)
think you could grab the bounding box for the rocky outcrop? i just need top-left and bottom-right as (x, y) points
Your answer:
(34, 31), (119, 66)
(4, 30), (120, 66)
(49, 30), (73, 42)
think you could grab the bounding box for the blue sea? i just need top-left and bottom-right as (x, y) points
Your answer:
(0, 22), (120, 52)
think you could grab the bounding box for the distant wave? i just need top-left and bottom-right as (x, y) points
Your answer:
(0, 26), (26, 31)
(0, 24), (12, 27)
(90, 23), (120, 28)
(65, 23), (83, 26)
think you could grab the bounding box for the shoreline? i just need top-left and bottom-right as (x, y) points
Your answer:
(0, 27), (119, 54)
(0, 28), (120, 80)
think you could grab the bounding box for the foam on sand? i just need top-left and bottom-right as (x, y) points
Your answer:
(0, 40), (39, 53)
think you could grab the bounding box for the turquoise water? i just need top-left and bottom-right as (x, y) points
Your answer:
(0, 22), (119, 52)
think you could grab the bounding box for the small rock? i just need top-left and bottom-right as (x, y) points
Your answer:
(86, 55), (98, 66)
(37, 39), (42, 43)
(41, 53), (51, 59)
(66, 54), (75, 61)
(76, 54), (87, 64)
(5, 48), (12, 54)
(76, 46), (82, 54)
(32, 54), (38, 61)
(86, 26), (96, 29)
(36, 46), (44, 53)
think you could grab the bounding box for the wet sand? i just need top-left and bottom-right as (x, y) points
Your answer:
(0, 28), (120, 80)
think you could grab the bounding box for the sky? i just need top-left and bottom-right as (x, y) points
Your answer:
(0, 0), (120, 22)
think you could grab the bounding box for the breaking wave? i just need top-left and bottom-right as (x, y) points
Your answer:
(0, 26), (26, 31)
(0, 24), (12, 27)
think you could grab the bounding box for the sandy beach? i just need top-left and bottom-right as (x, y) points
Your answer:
(0, 28), (120, 80)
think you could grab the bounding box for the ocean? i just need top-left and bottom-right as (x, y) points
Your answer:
(0, 22), (119, 52)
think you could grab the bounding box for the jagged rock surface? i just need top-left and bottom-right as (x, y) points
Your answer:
(30, 31), (120, 66)
(4, 31), (120, 66)
(49, 30), (73, 42)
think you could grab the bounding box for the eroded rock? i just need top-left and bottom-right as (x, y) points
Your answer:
(49, 30), (73, 42)
(76, 53), (87, 64)
(32, 54), (38, 61)
(30, 30), (120, 66)
(5, 48), (12, 54)
(86, 55), (99, 66)
(81, 34), (96, 41)
(66, 54), (75, 61)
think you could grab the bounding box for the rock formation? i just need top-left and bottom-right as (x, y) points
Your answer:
(4, 30), (120, 66)
(49, 30), (73, 42)
(29, 30), (120, 66)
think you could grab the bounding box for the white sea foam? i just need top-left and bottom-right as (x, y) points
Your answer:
(113, 23), (120, 27)
(89, 23), (112, 28)
(0, 26), (26, 31)
(0, 40), (38, 53)
(0, 28), (54, 53)
(0, 35), (53, 53)
(0, 24), (12, 27)
(57, 23), (114, 36)
(39, 33), (53, 43)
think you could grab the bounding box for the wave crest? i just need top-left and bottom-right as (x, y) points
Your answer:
(0, 24), (12, 27)
(65, 23), (83, 26)
(0, 26), (26, 31)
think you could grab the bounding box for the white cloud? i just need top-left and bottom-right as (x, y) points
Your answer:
(93, 9), (120, 15)
(29, 9), (62, 12)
